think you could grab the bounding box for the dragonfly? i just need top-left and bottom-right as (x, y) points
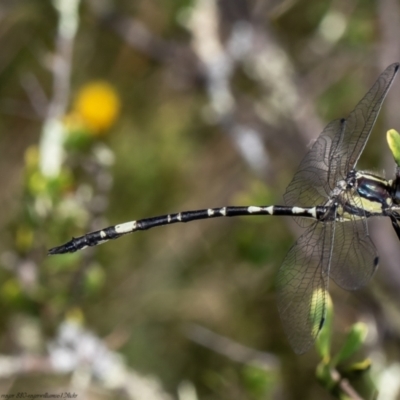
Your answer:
(49, 63), (400, 354)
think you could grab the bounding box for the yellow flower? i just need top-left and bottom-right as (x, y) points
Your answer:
(73, 81), (120, 134)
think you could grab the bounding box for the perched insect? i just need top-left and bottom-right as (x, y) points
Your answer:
(49, 63), (400, 354)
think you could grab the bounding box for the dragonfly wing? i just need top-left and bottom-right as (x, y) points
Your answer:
(284, 64), (399, 228)
(276, 221), (334, 354)
(339, 63), (399, 176)
(284, 119), (345, 227)
(329, 195), (378, 290)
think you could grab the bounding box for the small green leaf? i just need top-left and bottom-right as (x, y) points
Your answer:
(316, 361), (335, 389)
(343, 358), (372, 379)
(316, 293), (333, 361)
(387, 129), (400, 167)
(331, 322), (368, 366)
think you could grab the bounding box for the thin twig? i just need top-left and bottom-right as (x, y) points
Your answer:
(330, 368), (364, 400)
(184, 323), (280, 370)
(39, 0), (81, 177)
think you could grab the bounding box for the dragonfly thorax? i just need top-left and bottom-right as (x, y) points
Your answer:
(353, 171), (393, 213)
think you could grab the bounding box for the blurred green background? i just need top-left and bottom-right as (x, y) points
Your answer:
(1, 0), (400, 399)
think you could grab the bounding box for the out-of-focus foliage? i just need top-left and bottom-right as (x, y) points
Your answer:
(316, 296), (375, 399)
(1, 0), (400, 399)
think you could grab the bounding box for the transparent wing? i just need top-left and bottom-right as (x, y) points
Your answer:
(283, 119), (345, 227)
(284, 63), (398, 229)
(329, 194), (378, 291)
(276, 221), (334, 354)
(339, 63), (399, 176)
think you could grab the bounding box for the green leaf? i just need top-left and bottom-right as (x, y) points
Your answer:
(316, 293), (333, 361)
(331, 322), (368, 366)
(343, 358), (372, 378)
(387, 129), (400, 167)
(316, 360), (336, 390)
